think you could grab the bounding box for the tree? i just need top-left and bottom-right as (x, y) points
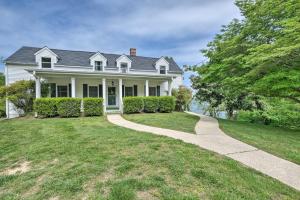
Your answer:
(191, 0), (300, 118)
(0, 80), (35, 115)
(172, 85), (193, 111)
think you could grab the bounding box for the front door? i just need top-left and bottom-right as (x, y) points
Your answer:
(108, 87), (116, 106)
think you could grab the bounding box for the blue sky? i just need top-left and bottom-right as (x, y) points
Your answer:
(0, 0), (241, 86)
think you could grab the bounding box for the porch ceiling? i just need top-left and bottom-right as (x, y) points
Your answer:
(26, 68), (174, 80)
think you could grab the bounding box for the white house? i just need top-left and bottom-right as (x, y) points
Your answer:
(4, 46), (183, 118)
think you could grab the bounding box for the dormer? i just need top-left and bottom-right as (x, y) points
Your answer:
(89, 52), (107, 71)
(116, 54), (132, 73)
(155, 57), (169, 74)
(35, 46), (58, 69)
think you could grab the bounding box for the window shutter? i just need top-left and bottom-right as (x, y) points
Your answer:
(50, 83), (56, 97)
(157, 85), (160, 96)
(68, 83), (71, 97)
(134, 85), (138, 96)
(122, 85), (125, 97)
(99, 84), (103, 97)
(83, 84), (88, 97)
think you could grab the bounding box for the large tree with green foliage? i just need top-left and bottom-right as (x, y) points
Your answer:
(192, 0), (300, 117)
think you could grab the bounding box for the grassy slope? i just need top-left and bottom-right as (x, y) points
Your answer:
(0, 117), (299, 199)
(123, 112), (199, 133)
(219, 119), (300, 165)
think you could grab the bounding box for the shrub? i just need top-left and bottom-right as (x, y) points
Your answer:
(172, 85), (193, 111)
(83, 98), (103, 116)
(158, 96), (175, 113)
(56, 98), (81, 117)
(34, 98), (58, 118)
(123, 97), (143, 114)
(143, 97), (159, 113)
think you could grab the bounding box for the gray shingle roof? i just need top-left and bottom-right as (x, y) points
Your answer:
(5, 46), (182, 73)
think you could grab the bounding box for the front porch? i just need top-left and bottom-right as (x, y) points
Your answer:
(34, 74), (173, 113)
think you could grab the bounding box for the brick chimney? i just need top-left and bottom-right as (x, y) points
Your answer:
(130, 48), (136, 56)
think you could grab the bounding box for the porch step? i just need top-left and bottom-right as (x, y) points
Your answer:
(106, 110), (122, 114)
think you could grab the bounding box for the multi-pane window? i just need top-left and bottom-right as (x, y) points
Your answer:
(57, 85), (68, 97)
(121, 63), (128, 73)
(41, 57), (51, 68)
(160, 66), (166, 74)
(95, 61), (103, 71)
(89, 86), (98, 97)
(149, 87), (156, 96)
(125, 87), (133, 96)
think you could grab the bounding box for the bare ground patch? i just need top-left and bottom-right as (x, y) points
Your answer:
(0, 161), (31, 175)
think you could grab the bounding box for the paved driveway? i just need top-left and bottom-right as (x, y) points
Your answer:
(107, 113), (300, 191)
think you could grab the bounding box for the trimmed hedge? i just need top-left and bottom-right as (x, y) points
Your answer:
(123, 97), (144, 114)
(143, 97), (159, 113)
(56, 98), (81, 117)
(34, 98), (58, 118)
(83, 98), (103, 116)
(158, 96), (175, 113)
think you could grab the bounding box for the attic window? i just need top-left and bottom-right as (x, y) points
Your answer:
(95, 61), (103, 71)
(160, 66), (166, 74)
(41, 57), (51, 68)
(120, 63), (128, 73)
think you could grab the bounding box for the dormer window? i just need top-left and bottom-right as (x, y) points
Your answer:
(160, 66), (166, 74)
(120, 63), (128, 73)
(41, 57), (51, 68)
(95, 61), (103, 71)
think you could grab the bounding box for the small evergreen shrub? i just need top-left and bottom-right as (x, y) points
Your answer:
(143, 96), (159, 113)
(123, 97), (144, 114)
(34, 98), (58, 118)
(56, 98), (81, 117)
(158, 96), (175, 113)
(83, 98), (103, 116)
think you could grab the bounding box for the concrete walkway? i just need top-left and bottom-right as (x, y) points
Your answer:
(107, 113), (300, 191)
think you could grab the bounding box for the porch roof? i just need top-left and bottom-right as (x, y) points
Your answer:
(26, 68), (174, 80)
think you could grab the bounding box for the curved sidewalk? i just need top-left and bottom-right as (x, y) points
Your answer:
(107, 113), (300, 191)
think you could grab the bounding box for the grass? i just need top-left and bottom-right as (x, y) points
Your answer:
(0, 117), (299, 199)
(123, 112), (199, 133)
(219, 119), (300, 165)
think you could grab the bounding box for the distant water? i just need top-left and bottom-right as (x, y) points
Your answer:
(189, 99), (227, 119)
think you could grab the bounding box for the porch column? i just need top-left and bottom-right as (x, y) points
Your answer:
(145, 80), (149, 96)
(119, 78), (123, 112)
(102, 78), (106, 113)
(71, 77), (76, 97)
(168, 79), (172, 96)
(35, 76), (41, 98)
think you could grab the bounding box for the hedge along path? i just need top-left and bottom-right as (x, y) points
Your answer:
(107, 113), (300, 191)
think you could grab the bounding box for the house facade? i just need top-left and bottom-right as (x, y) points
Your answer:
(4, 46), (183, 118)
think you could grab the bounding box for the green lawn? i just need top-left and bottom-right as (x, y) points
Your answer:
(219, 119), (300, 165)
(123, 112), (199, 133)
(0, 117), (299, 199)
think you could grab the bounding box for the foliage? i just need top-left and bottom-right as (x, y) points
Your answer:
(191, 0), (300, 120)
(0, 72), (5, 86)
(56, 98), (81, 117)
(123, 97), (143, 114)
(158, 96), (175, 113)
(83, 98), (103, 116)
(143, 96), (159, 113)
(34, 98), (58, 118)
(0, 80), (35, 115)
(172, 85), (193, 111)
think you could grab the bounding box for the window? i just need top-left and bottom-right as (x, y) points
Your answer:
(41, 57), (51, 68)
(95, 61), (103, 71)
(120, 63), (128, 73)
(57, 85), (68, 97)
(49, 83), (56, 97)
(160, 66), (166, 74)
(149, 87), (156, 96)
(89, 86), (98, 97)
(125, 87), (133, 96)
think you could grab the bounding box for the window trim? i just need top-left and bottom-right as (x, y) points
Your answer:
(41, 57), (52, 68)
(159, 65), (166, 74)
(94, 61), (103, 71)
